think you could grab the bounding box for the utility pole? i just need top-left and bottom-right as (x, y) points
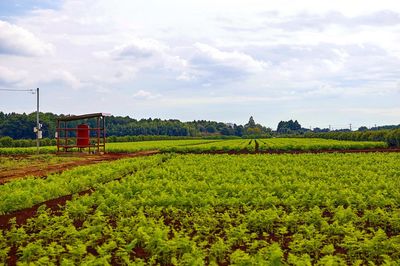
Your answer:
(36, 88), (40, 155)
(329, 125), (331, 131)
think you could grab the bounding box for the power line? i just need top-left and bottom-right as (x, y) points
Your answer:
(0, 88), (35, 92)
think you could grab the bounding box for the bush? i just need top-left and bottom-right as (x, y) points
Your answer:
(0, 137), (55, 147)
(386, 129), (400, 147)
(0, 136), (13, 147)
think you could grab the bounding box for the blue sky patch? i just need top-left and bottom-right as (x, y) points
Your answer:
(0, 0), (62, 19)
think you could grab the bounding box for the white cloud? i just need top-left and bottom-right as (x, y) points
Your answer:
(176, 71), (195, 81)
(40, 70), (82, 89)
(0, 65), (81, 90)
(132, 90), (162, 100)
(0, 66), (27, 85)
(0, 20), (54, 56)
(1, 0), (400, 126)
(194, 43), (268, 73)
(157, 95), (296, 106)
(94, 38), (189, 81)
(109, 38), (168, 60)
(262, 10), (400, 32)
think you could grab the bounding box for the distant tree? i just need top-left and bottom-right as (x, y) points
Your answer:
(386, 129), (400, 147)
(293, 120), (301, 130)
(244, 116), (266, 135)
(247, 127), (262, 135)
(234, 125), (244, 136)
(313, 127), (330, 133)
(277, 119), (302, 133)
(221, 126), (234, 135)
(358, 126), (368, 132)
(246, 116), (256, 128)
(206, 125), (216, 133)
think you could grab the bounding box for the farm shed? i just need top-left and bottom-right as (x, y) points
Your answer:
(56, 113), (110, 154)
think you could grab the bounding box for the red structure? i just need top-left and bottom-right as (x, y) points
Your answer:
(56, 113), (109, 154)
(77, 124), (90, 148)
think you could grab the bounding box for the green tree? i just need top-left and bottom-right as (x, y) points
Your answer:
(246, 116), (256, 128)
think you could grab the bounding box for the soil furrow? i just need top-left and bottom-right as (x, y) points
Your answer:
(0, 189), (93, 230)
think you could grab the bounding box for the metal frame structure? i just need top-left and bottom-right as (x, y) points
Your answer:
(56, 113), (109, 154)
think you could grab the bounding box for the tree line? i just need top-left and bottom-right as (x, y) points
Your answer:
(0, 112), (271, 144)
(0, 111), (399, 147)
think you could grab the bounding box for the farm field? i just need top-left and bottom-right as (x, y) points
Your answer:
(0, 139), (219, 155)
(107, 139), (223, 153)
(0, 138), (389, 155)
(0, 152), (158, 185)
(257, 138), (388, 151)
(159, 139), (253, 153)
(0, 139), (226, 155)
(0, 154), (85, 184)
(1, 153), (400, 265)
(0, 154), (82, 173)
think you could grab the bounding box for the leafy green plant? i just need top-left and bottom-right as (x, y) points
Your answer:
(1, 153), (400, 264)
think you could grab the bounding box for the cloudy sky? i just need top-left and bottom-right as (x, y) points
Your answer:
(0, 0), (399, 129)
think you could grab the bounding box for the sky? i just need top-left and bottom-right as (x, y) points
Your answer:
(0, 0), (399, 130)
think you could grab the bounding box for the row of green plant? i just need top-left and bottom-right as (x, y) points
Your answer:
(1, 153), (400, 264)
(0, 136), (205, 148)
(106, 139), (223, 153)
(159, 139), (254, 153)
(0, 146), (56, 155)
(300, 128), (400, 147)
(0, 139), (221, 155)
(0, 135), (243, 148)
(0, 156), (165, 214)
(0, 137), (56, 148)
(104, 138), (388, 153)
(0, 154), (82, 173)
(0, 138), (388, 155)
(257, 138), (387, 151)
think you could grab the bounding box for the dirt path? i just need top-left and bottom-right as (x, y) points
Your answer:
(0, 150), (159, 184)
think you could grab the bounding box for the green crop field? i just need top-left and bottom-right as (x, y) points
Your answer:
(107, 139), (224, 153)
(1, 152), (400, 265)
(2, 1), (400, 265)
(257, 138), (387, 151)
(0, 155), (83, 173)
(0, 138), (388, 155)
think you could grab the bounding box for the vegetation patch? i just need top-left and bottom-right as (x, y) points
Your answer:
(1, 153), (400, 264)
